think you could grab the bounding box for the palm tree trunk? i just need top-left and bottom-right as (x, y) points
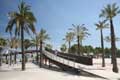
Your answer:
(5, 55), (8, 64)
(21, 25), (25, 71)
(100, 29), (105, 67)
(110, 19), (118, 73)
(39, 40), (42, 67)
(10, 53), (12, 66)
(14, 53), (17, 64)
(77, 36), (80, 55)
(36, 44), (39, 64)
(0, 53), (2, 66)
(36, 36), (39, 64)
(80, 40), (83, 55)
(68, 41), (71, 53)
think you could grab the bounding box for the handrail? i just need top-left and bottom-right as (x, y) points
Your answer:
(43, 50), (76, 68)
(43, 50), (82, 69)
(45, 48), (93, 65)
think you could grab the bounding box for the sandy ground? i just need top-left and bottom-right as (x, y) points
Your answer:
(93, 58), (120, 71)
(0, 58), (120, 80)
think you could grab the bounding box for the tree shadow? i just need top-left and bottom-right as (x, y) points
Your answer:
(40, 63), (107, 79)
(118, 78), (120, 80)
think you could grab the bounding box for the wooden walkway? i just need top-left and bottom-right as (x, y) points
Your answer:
(43, 50), (120, 80)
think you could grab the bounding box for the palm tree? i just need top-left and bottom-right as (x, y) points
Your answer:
(24, 39), (32, 50)
(69, 24), (90, 55)
(8, 37), (19, 64)
(104, 36), (120, 64)
(104, 36), (120, 42)
(95, 20), (109, 67)
(0, 38), (7, 46)
(38, 28), (50, 67)
(63, 32), (74, 53)
(0, 46), (2, 66)
(45, 44), (52, 50)
(14, 38), (20, 64)
(6, 1), (36, 70)
(99, 3), (120, 73)
(31, 35), (39, 64)
(7, 37), (19, 49)
(0, 37), (7, 66)
(24, 39), (32, 63)
(60, 44), (67, 53)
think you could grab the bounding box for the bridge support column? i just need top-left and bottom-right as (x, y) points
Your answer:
(5, 55), (8, 64)
(0, 53), (2, 66)
(39, 53), (42, 68)
(10, 53), (12, 66)
(14, 53), (17, 64)
(48, 60), (51, 68)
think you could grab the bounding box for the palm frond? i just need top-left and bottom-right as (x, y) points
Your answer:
(25, 12), (36, 22)
(95, 20), (109, 30)
(100, 3), (120, 19)
(37, 28), (50, 42)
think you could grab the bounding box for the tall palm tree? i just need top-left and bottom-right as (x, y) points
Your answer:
(38, 28), (50, 67)
(31, 35), (39, 64)
(69, 24), (90, 55)
(24, 39), (32, 50)
(99, 3), (120, 73)
(6, 1), (36, 70)
(95, 20), (109, 67)
(104, 36), (120, 64)
(63, 32), (74, 53)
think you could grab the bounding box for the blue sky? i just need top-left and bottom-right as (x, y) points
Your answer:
(0, 0), (120, 50)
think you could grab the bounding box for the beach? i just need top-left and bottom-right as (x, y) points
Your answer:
(0, 58), (120, 80)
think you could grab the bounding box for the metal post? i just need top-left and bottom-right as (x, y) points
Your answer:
(0, 53), (2, 66)
(67, 57), (69, 65)
(10, 53), (12, 66)
(73, 58), (75, 68)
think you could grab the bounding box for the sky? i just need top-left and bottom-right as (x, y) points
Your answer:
(0, 0), (120, 50)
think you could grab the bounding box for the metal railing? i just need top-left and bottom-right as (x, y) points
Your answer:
(43, 50), (77, 69)
(45, 48), (93, 65)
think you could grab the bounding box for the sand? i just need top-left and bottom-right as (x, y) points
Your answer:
(0, 58), (120, 80)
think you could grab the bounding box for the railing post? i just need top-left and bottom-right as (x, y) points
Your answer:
(67, 57), (69, 65)
(63, 58), (64, 64)
(73, 58), (75, 68)
(48, 59), (50, 68)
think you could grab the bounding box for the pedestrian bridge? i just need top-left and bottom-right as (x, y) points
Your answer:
(42, 50), (107, 79)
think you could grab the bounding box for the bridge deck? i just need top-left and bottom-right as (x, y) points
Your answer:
(43, 50), (120, 80)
